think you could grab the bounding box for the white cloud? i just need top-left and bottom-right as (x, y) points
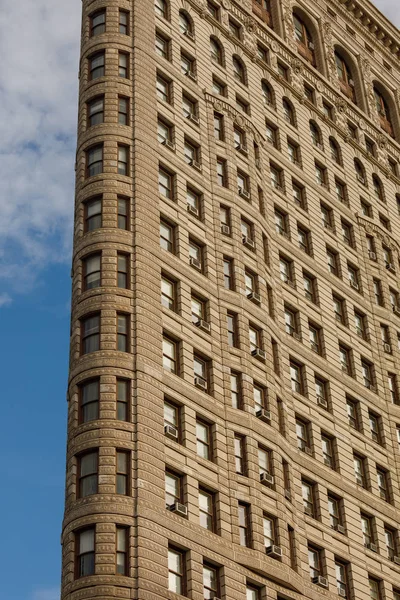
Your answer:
(0, 0), (81, 295)
(32, 587), (60, 600)
(0, 293), (12, 308)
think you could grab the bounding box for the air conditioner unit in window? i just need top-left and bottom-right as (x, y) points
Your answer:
(252, 348), (266, 361)
(183, 30), (195, 40)
(383, 342), (392, 353)
(256, 408), (271, 423)
(189, 114), (199, 125)
(313, 576), (328, 589)
(304, 446), (313, 456)
(187, 203), (199, 217)
(304, 506), (313, 516)
(194, 376), (207, 391)
(366, 543), (377, 552)
(317, 396), (328, 409)
(266, 545), (282, 558)
(169, 502), (188, 516)
(221, 224), (230, 235)
(335, 524), (346, 535)
(338, 587), (347, 598)
(393, 306), (400, 317)
(350, 280), (359, 290)
(161, 139), (175, 150)
(393, 556), (400, 565)
(260, 471), (274, 486)
(355, 475), (363, 486)
(189, 257), (202, 271)
(242, 236), (255, 249)
(386, 263), (396, 273)
(310, 342), (319, 353)
(380, 490), (387, 500)
(238, 187), (250, 200)
(247, 291), (261, 305)
(164, 424), (178, 440)
(189, 159), (201, 171)
(368, 251), (377, 261)
(323, 457), (332, 467)
(284, 489), (291, 501)
(235, 143), (248, 155)
(196, 319), (211, 333)
(186, 70), (197, 81)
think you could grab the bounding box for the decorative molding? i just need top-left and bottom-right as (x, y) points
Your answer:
(357, 216), (400, 256)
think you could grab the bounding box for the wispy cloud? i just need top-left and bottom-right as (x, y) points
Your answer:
(0, 0), (81, 297)
(32, 587), (60, 600)
(0, 293), (12, 308)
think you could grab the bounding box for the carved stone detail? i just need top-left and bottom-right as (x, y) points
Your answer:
(205, 92), (265, 146)
(281, 0), (297, 52)
(358, 216), (400, 256)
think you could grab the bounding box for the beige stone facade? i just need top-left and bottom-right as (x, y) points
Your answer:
(62, 1), (400, 599)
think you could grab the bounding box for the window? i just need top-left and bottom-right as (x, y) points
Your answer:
(335, 561), (349, 598)
(347, 264), (360, 290)
(329, 137), (341, 164)
(155, 33), (169, 59)
(283, 99), (295, 126)
(87, 96), (104, 126)
(203, 564), (219, 600)
(308, 546), (322, 581)
(90, 10), (105, 36)
(257, 44), (269, 63)
(223, 257), (234, 290)
(231, 372), (241, 409)
(384, 527), (397, 560)
(339, 345), (351, 375)
(183, 93), (197, 118)
(237, 171), (250, 198)
(229, 19), (241, 39)
(81, 314), (100, 354)
(361, 359), (374, 390)
(83, 254), (101, 290)
(116, 451), (129, 494)
(179, 11), (193, 36)
(327, 248), (339, 276)
(321, 204), (333, 230)
(86, 144), (103, 177)
(292, 180), (305, 207)
(212, 77), (226, 96)
(361, 514), (374, 547)
(164, 399), (179, 432)
(372, 175), (384, 202)
(275, 209), (288, 236)
(315, 377), (328, 407)
(116, 527), (128, 575)
(328, 494), (342, 530)
(157, 118), (172, 145)
(284, 306), (298, 337)
(84, 197), (102, 232)
(341, 220), (353, 247)
(354, 454), (366, 487)
(117, 379), (129, 421)
(333, 295), (345, 324)
(246, 585), (260, 600)
(89, 51), (105, 81)
(262, 80), (274, 106)
(315, 162), (327, 187)
(79, 379), (99, 423)
(373, 279), (384, 307)
(277, 61), (289, 80)
(377, 467), (389, 501)
(119, 10), (128, 34)
(309, 324), (322, 354)
(160, 219), (174, 252)
(165, 470), (181, 507)
(191, 295), (206, 325)
(304, 84), (315, 103)
(216, 158), (227, 187)
(323, 102), (333, 119)
(196, 420), (211, 460)
(290, 361), (303, 394)
(354, 159), (366, 185)
(383, 245), (394, 268)
(118, 97), (129, 125)
(287, 139), (300, 165)
(310, 121), (322, 149)
(369, 578), (382, 600)
(156, 73), (170, 103)
(234, 127), (247, 152)
(293, 13), (315, 63)
(116, 253), (128, 289)
(346, 398), (359, 430)
(159, 167), (173, 199)
(354, 311), (367, 340)
(155, 0), (168, 19)
(263, 514), (275, 549)
(199, 488), (214, 531)
(118, 52), (128, 78)
(335, 179), (347, 205)
(220, 205), (230, 233)
(184, 139), (200, 167)
(76, 528), (95, 577)
(163, 336), (177, 373)
(321, 434), (335, 469)
(210, 37), (223, 65)
(389, 373), (399, 404)
(234, 435), (246, 475)
(214, 112), (224, 140)
(304, 272), (316, 302)
(238, 503), (251, 547)
(296, 418), (310, 452)
(369, 412), (381, 444)
(254, 384), (267, 413)
(117, 314), (128, 352)
(161, 275), (176, 311)
(270, 163), (283, 191)
(298, 226), (310, 254)
(233, 56), (246, 84)
(181, 52), (195, 77)
(78, 451), (98, 497)
(258, 446), (271, 476)
(249, 325), (261, 353)
(302, 480), (315, 517)
(189, 239), (203, 272)
(168, 547), (184, 594)
(227, 313), (238, 348)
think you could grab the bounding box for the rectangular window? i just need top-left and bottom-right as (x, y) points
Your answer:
(118, 96), (129, 125)
(116, 527), (128, 575)
(90, 10), (105, 36)
(238, 503), (251, 547)
(117, 314), (128, 352)
(81, 314), (100, 354)
(369, 578), (381, 600)
(290, 361), (303, 394)
(79, 379), (99, 423)
(164, 399), (179, 430)
(203, 563), (219, 600)
(117, 379), (129, 421)
(361, 514), (373, 547)
(321, 434), (335, 469)
(161, 275), (176, 311)
(214, 112), (224, 140)
(89, 51), (105, 79)
(217, 158), (227, 187)
(85, 197), (102, 232)
(116, 451), (129, 495)
(328, 494), (342, 530)
(87, 96), (104, 126)
(156, 73), (170, 102)
(196, 419), (211, 460)
(361, 359), (374, 390)
(263, 514), (275, 548)
(76, 528), (95, 578)
(117, 197), (129, 230)
(335, 561), (348, 598)
(160, 219), (174, 252)
(118, 52), (128, 77)
(302, 480), (315, 517)
(231, 372), (241, 409)
(117, 145), (128, 175)
(155, 33), (169, 59)
(168, 547), (184, 594)
(182, 94), (197, 120)
(234, 435), (246, 475)
(199, 488), (214, 531)
(158, 166), (174, 197)
(119, 10), (128, 34)
(78, 451), (98, 497)
(347, 399), (359, 429)
(354, 454), (366, 488)
(227, 313), (238, 347)
(83, 254), (101, 290)
(377, 467), (389, 501)
(163, 335), (177, 373)
(223, 257), (234, 289)
(117, 253), (128, 288)
(296, 418), (310, 452)
(87, 144), (103, 177)
(165, 470), (181, 507)
(308, 546), (321, 580)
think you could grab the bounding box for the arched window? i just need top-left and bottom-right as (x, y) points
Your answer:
(372, 175), (384, 202)
(155, 0), (168, 20)
(282, 98), (295, 126)
(210, 37), (223, 65)
(262, 80), (274, 108)
(329, 137), (341, 165)
(252, 0), (273, 28)
(233, 56), (246, 85)
(310, 121), (322, 149)
(179, 11), (194, 38)
(293, 13), (315, 66)
(374, 87), (394, 137)
(354, 159), (366, 186)
(335, 51), (356, 104)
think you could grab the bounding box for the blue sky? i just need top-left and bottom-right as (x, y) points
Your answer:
(0, 1), (398, 599)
